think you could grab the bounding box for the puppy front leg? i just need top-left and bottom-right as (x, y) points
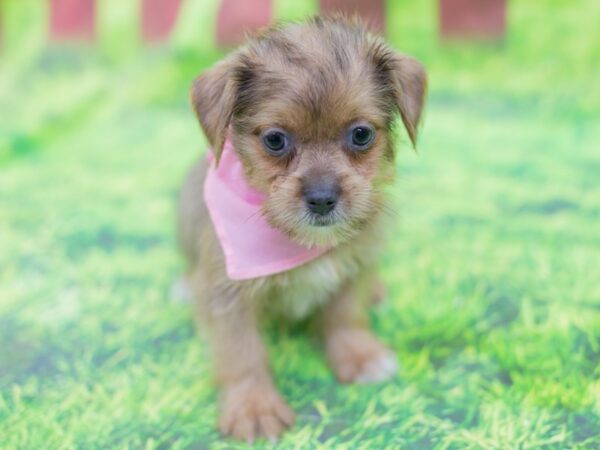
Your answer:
(200, 286), (294, 442)
(321, 272), (398, 383)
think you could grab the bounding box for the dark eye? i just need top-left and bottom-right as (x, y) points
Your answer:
(261, 129), (290, 155)
(349, 125), (375, 150)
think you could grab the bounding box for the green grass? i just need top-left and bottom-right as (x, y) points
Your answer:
(1, 0), (599, 448)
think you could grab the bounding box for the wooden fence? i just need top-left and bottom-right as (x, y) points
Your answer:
(0, 0), (506, 46)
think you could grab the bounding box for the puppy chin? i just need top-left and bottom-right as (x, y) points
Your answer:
(287, 214), (363, 248)
(264, 196), (376, 248)
(294, 226), (349, 248)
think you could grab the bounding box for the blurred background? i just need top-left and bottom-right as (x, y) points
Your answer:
(0, 1), (598, 448)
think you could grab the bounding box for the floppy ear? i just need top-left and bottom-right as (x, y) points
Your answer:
(389, 53), (427, 147)
(190, 56), (238, 162)
(372, 46), (427, 147)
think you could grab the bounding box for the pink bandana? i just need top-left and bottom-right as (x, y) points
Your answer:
(203, 139), (328, 280)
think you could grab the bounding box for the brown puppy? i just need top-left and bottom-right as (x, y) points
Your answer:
(178, 16), (426, 442)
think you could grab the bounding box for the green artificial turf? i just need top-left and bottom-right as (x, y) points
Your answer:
(1, 0), (599, 448)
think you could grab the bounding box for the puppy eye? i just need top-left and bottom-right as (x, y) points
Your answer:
(261, 129), (290, 156)
(348, 125), (376, 150)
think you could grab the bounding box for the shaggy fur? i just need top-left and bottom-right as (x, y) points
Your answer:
(178, 16), (426, 442)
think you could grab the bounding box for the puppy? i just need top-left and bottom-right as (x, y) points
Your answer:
(178, 16), (426, 442)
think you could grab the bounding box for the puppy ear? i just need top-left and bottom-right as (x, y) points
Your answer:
(190, 56), (238, 162)
(389, 53), (427, 148)
(372, 46), (427, 147)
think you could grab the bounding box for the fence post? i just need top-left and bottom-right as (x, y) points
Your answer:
(141, 0), (181, 43)
(320, 0), (385, 34)
(50, 0), (96, 41)
(216, 0), (271, 48)
(439, 0), (507, 40)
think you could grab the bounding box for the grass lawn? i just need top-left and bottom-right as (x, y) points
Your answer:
(1, 0), (599, 448)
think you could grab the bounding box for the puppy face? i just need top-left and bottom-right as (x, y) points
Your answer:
(192, 17), (426, 247)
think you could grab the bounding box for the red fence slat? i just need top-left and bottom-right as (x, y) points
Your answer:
(50, 0), (96, 41)
(439, 0), (506, 40)
(320, 0), (385, 34)
(216, 0), (271, 48)
(142, 0), (181, 43)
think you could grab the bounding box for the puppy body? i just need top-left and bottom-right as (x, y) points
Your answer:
(178, 16), (426, 442)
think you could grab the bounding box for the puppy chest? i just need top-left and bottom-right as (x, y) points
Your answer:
(268, 256), (358, 320)
(275, 283), (334, 320)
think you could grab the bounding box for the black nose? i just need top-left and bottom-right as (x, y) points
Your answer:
(303, 180), (340, 216)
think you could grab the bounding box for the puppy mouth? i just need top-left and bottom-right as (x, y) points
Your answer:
(307, 212), (338, 227)
(269, 204), (364, 248)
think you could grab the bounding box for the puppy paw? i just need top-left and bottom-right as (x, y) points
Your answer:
(218, 376), (295, 442)
(326, 328), (398, 384)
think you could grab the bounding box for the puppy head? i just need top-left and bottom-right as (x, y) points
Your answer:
(192, 16), (426, 247)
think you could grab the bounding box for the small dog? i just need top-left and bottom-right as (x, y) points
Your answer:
(178, 16), (426, 442)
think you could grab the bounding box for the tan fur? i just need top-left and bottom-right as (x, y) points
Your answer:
(179, 16), (426, 442)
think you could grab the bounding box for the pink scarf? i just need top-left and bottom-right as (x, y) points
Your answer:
(203, 139), (328, 280)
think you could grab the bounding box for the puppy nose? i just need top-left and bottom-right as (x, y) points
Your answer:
(303, 180), (340, 216)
